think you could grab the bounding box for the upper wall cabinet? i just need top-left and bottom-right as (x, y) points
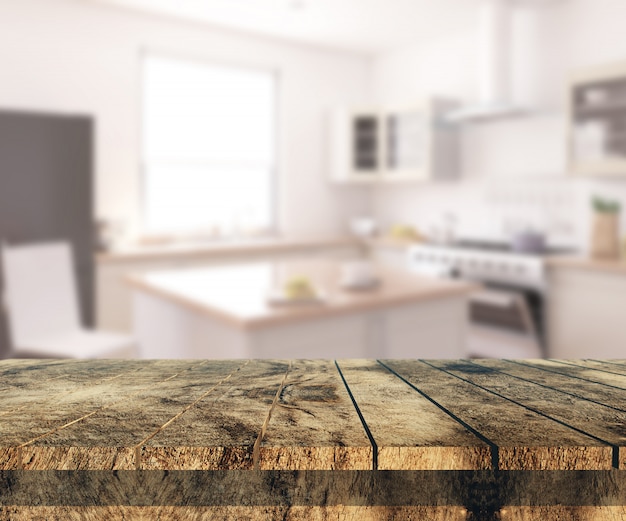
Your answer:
(569, 61), (626, 177)
(329, 99), (460, 184)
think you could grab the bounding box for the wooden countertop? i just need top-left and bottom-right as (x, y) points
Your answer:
(125, 260), (477, 329)
(547, 256), (626, 275)
(1, 358), (625, 472)
(2, 359), (626, 517)
(96, 236), (363, 264)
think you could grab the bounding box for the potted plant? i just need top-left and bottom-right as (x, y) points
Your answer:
(591, 197), (621, 260)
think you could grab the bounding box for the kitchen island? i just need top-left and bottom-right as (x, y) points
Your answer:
(1, 358), (625, 520)
(126, 260), (477, 359)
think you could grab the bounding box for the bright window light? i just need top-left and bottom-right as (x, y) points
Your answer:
(142, 54), (276, 236)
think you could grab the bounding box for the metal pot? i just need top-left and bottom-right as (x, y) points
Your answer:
(511, 231), (546, 254)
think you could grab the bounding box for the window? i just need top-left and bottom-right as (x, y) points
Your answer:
(142, 54), (277, 236)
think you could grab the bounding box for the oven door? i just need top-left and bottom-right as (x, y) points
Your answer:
(467, 286), (544, 359)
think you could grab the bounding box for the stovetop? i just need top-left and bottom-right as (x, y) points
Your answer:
(409, 239), (577, 290)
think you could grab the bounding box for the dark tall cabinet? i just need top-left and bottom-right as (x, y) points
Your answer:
(0, 110), (94, 357)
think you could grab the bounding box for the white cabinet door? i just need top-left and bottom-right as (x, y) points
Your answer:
(548, 268), (626, 358)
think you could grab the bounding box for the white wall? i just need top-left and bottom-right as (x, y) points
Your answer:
(370, 0), (626, 251)
(0, 0), (372, 238)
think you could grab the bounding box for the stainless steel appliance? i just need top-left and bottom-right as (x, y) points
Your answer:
(409, 240), (572, 358)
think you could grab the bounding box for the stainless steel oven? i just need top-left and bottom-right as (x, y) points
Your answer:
(409, 240), (571, 358)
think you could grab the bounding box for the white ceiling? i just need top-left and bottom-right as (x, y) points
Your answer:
(87, 0), (486, 55)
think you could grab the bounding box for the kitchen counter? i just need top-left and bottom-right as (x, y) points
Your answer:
(127, 260), (476, 359)
(547, 255), (626, 275)
(126, 260), (476, 330)
(363, 236), (422, 251)
(96, 236), (364, 264)
(1, 358), (625, 519)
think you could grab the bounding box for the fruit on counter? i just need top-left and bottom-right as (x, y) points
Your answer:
(284, 276), (316, 299)
(389, 224), (425, 242)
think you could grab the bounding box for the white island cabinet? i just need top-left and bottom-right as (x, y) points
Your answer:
(127, 260), (476, 359)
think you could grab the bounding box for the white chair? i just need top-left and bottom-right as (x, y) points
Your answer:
(1, 241), (137, 359)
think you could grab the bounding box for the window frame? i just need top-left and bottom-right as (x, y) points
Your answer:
(138, 49), (280, 239)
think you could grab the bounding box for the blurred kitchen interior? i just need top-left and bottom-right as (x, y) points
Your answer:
(0, 0), (625, 360)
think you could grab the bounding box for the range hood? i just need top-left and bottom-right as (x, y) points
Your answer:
(446, 0), (526, 123)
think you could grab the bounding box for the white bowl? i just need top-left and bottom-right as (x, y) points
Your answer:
(350, 218), (377, 237)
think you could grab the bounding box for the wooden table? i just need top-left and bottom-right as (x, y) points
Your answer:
(1, 358), (626, 520)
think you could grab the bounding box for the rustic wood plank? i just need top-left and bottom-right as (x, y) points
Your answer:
(382, 360), (612, 470)
(140, 360), (292, 470)
(258, 360), (372, 470)
(12, 361), (244, 470)
(0, 360), (232, 470)
(509, 359), (626, 390)
(0, 360), (205, 399)
(560, 359), (626, 376)
(431, 360), (626, 470)
(0, 360), (164, 416)
(472, 359), (626, 412)
(0, 359), (89, 393)
(590, 360), (626, 371)
(337, 360), (492, 470)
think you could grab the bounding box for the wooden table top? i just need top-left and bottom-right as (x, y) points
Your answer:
(1, 358), (625, 472)
(126, 260), (477, 329)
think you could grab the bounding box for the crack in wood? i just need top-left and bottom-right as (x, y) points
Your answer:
(275, 403), (316, 418)
(253, 361), (293, 470)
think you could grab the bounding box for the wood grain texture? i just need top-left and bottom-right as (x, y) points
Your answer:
(258, 360), (372, 470)
(140, 360), (291, 470)
(473, 360), (626, 412)
(3, 358), (626, 518)
(1, 359), (625, 476)
(0, 361), (243, 470)
(381, 360), (612, 470)
(500, 507), (626, 521)
(4, 506), (626, 521)
(0, 506), (470, 521)
(513, 359), (626, 390)
(559, 359), (626, 376)
(337, 360), (492, 470)
(431, 360), (626, 470)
